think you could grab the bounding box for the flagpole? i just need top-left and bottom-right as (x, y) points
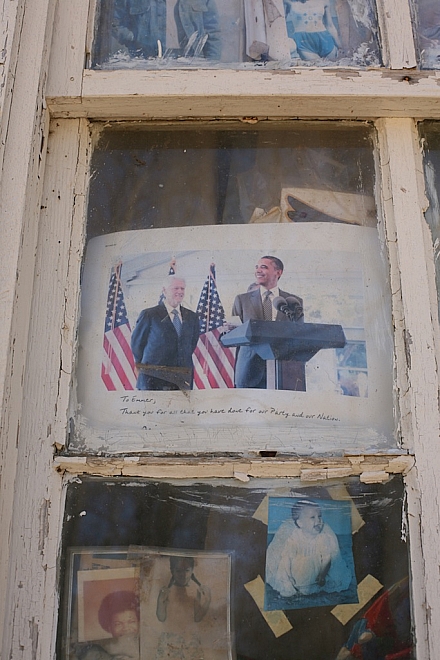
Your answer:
(106, 261), (122, 373)
(112, 262), (122, 330)
(206, 263), (213, 332)
(203, 263), (215, 376)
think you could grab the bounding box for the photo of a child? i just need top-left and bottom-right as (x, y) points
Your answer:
(264, 497), (358, 610)
(284, 0), (340, 61)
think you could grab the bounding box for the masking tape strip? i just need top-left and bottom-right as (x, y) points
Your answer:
(244, 575), (293, 638)
(80, 557), (134, 570)
(252, 489), (300, 525)
(331, 575), (383, 625)
(252, 495), (270, 525)
(327, 484), (365, 534)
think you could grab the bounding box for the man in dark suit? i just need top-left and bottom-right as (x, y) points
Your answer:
(131, 276), (200, 390)
(232, 256), (304, 389)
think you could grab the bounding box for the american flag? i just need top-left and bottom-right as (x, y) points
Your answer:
(101, 263), (137, 390)
(193, 264), (236, 389)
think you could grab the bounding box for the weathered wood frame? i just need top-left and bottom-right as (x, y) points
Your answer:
(1, 0), (439, 658)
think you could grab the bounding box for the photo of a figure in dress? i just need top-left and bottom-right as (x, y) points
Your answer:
(264, 497), (357, 610)
(139, 550), (233, 660)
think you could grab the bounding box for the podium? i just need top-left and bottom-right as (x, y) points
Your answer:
(221, 320), (346, 390)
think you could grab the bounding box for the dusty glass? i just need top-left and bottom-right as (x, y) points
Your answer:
(57, 476), (412, 660)
(91, 0), (382, 69)
(87, 124), (378, 236)
(412, 0), (440, 68)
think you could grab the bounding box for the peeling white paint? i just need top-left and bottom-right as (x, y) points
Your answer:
(0, 3), (438, 660)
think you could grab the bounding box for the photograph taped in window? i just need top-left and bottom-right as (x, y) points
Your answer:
(74, 234), (393, 454)
(91, 0), (381, 69)
(265, 497), (358, 610)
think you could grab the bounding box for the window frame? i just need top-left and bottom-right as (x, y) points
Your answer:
(1, 0), (440, 658)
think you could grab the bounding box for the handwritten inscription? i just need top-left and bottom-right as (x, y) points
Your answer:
(119, 396), (340, 428)
(121, 395), (156, 404)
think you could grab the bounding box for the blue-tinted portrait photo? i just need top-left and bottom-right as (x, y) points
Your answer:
(264, 496), (358, 610)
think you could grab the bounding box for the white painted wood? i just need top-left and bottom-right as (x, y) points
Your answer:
(0, 0), (27, 423)
(0, 0), (24, 168)
(86, 0), (98, 67)
(404, 467), (429, 660)
(47, 68), (440, 119)
(46, 0), (90, 98)
(414, 129), (440, 371)
(375, 122), (412, 449)
(47, 118), (90, 446)
(377, 118), (440, 659)
(0, 0), (22, 425)
(0, 1), (438, 658)
(376, 0), (417, 69)
(0, 118), (90, 660)
(0, 0), (58, 652)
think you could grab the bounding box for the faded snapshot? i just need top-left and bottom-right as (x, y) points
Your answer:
(59, 477), (413, 659)
(265, 497), (357, 610)
(62, 548), (232, 660)
(64, 555), (141, 660)
(141, 551), (231, 660)
(91, 0), (381, 69)
(413, 0), (440, 68)
(76, 236), (394, 453)
(72, 124), (395, 454)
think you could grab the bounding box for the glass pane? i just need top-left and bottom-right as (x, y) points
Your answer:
(413, 0), (440, 68)
(91, 0), (382, 69)
(57, 476), (413, 659)
(420, 121), (440, 317)
(88, 124), (377, 236)
(71, 122), (395, 455)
